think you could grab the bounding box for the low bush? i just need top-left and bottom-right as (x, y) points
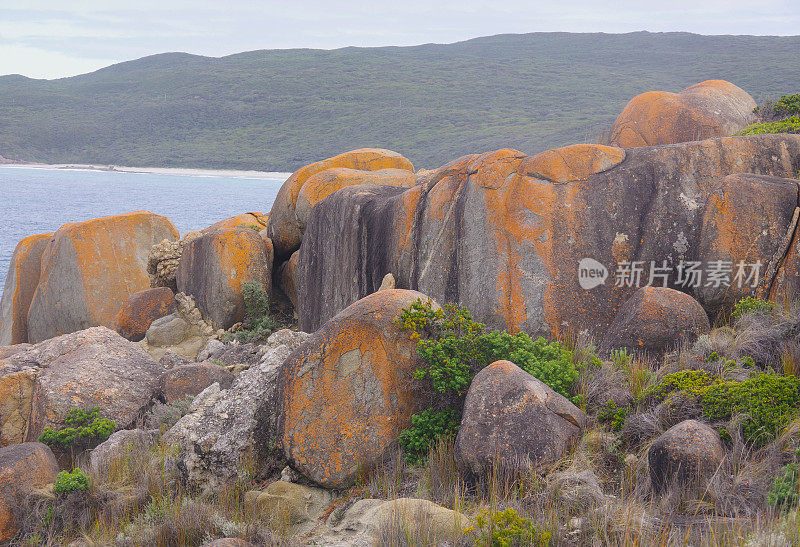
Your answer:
(737, 115), (800, 136)
(469, 507), (551, 547)
(39, 407), (116, 453)
(227, 281), (276, 343)
(53, 469), (90, 496)
(732, 296), (775, 323)
(774, 94), (800, 117)
(398, 408), (460, 465)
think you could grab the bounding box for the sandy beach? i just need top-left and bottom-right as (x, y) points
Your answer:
(0, 162), (291, 180)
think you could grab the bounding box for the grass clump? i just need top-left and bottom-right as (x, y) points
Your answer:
(53, 469), (90, 496)
(469, 507), (551, 547)
(39, 407), (115, 452)
(396, 299), (578, 463)
(227, 281), (276, 343)
(731, 296), (775, 323)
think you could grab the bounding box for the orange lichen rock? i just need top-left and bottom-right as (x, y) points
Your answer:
(278, 251), (299, 308)
(0, 233), (52, 345)
(266, 148), (415, 258)
(0, 442), (59, 541)
(276, 289), (431, 488)
(26, 211), (179, 344)
(608, 80), (756, 148)
(523, 144), (626, 183)
(202, 212), (269, 233)
(114, 286), (176, 342)
(177, 227), (273, 329)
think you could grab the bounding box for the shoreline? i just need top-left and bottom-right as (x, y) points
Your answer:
(0, 161), (291, 180)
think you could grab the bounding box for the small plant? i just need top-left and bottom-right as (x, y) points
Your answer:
(731, 296), (775, 322)
(398, 408), (460, 465)
(39, 406), (116, 453)
(53, 469), (90, 496)
(228, 281), (276, 343)
(598, 400), (629, 431)
(768, 458), (799, 512)
(611, 348), (631, 368)
(468, 507), (551, 547)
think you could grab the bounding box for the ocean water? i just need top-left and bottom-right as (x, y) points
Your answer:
(0, 166), (287, 298)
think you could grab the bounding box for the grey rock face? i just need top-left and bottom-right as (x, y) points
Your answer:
(648, 419), (725, 493)
(89, 429), (155, 476)
(146, 314), (190, 347)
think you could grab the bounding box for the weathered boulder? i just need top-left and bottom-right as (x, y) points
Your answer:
(0, 442), (59, 541)
(277, 251), (300, 308)
(0, 233), (52, 345)
(455, 360), (586, 476)
(0, 327), (162, 443)
(158, 363), (234, 404)
(601, 287), (710, 356)
(202, 212), (268, 234)
(608, 80), (756, 148)
(165, 329), (309, 490)
(294, 134), (800, 335)
(27, 211), (179, 343)
(89, 429), (154, 476)
(648, 419), (724, 493)
(244, 481), (331, 526)
(266, 148), (415, 258)
(177, 227), (272, 330)
(145, 314), (191, 347)
(272, 290), (428, 488)
(114, 287), (176, 342)
(147, 230), (201, 292)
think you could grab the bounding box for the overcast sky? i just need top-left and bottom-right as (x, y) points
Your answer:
(1, 0), (798, 79)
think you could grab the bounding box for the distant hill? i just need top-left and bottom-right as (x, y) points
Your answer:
(1, 32), (799, 172)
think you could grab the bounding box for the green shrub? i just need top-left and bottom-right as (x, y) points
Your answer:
(228, 280), (276, 343)
(775, 94), (800, 117)
(737, 115), (800, 136)
(768, 462), (799, 512)
(637, 370), (719, 404)
(39, 407), (115, 451)
(53, 469), (90, 496)
(398, 408), (460, 465)
(598, 401), (629, 431)
(731, 296), (775, 322)
(469, 507), (551, 547)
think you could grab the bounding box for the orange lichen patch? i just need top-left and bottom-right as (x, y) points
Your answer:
(299, 168), (416, 209)
(203, 212), (268, 233)
(211, 228), (269, 294)
(608, 80), (756, 148)
(523, 144), (626, 183)
(0, 233), (52, 345)
(279, 289), (427, 488)
(396, 186), (421, 254)
(0, 369), (36, 446)
(114, 287), (175, 342)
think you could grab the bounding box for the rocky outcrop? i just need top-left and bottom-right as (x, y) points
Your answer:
(455, 360), (586, 477)
(114, 287), (176, 342)
(202, 212), (268, 234)
(26, 211), (179, 343)
(147, 230), (201, 292)
(244, 481), (331, 526)
(165, 329), (309, 491)
(0, 327), (161, 444)
(0, 442), (60, 541)
(177, 227), (273, 330)
(89, 429), (154, 476)
(157, 363), (234, 404)
(608, 80), (756, 148)
(648, 419), (724, 493)
(601, 287), (710, 356)
(0, 233), (52, 345)
(294, 134), (800, 335)
(271, 290), (428, 489)
(266, 148), (415, 258)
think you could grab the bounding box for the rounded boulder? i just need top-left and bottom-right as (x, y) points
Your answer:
(648, 419), (724, 493)
(114, 287), (176, 342)
(273, 289), (429, 488)
(601, 287), (710, 356)
(0, 233), (52, 345)
(177, 227), (273, 330)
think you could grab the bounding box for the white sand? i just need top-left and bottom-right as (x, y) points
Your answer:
(0, 162), (291, 181)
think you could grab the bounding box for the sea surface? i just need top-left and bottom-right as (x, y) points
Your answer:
(0, 165), (287, 299)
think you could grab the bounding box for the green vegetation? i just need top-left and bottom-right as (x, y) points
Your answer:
(470, 508), (552, 547)
(53, 469), (90, 496)
(737, 116), (800, 136)
(226, 281), (276, 343)
(639, 370), (720, 404)
(397, 299), (577, 463)
(1, 33), (799, 171)
(775, 94), (800, 117)
(598, 401), (629, 432)
(39, 407), (115, 451)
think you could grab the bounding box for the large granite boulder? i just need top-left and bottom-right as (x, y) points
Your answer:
(0, 233), (52, 345)
(601, 287), (710, 356)
(157, 363), (234, 404)
(177, 227), (273, 330)
(89, 429), (154, 476)
(648, 419), (725, 493)
(293, 134), (800, 336)
(607, 80), (756, 148)
(26, 211), (179, 343)
(202, 212), (269, 234)
(266, 148), (415, 259)
(165, 329), (310, 490)
(271, 290), (428, 488)
(455, 361), (586, 477)
(114, 287), (176, 342)
(0, 326), (162, 445)
(0, 442), (59, 541)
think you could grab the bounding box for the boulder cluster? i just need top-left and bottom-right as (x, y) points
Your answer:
(0, 79), (798, 544)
